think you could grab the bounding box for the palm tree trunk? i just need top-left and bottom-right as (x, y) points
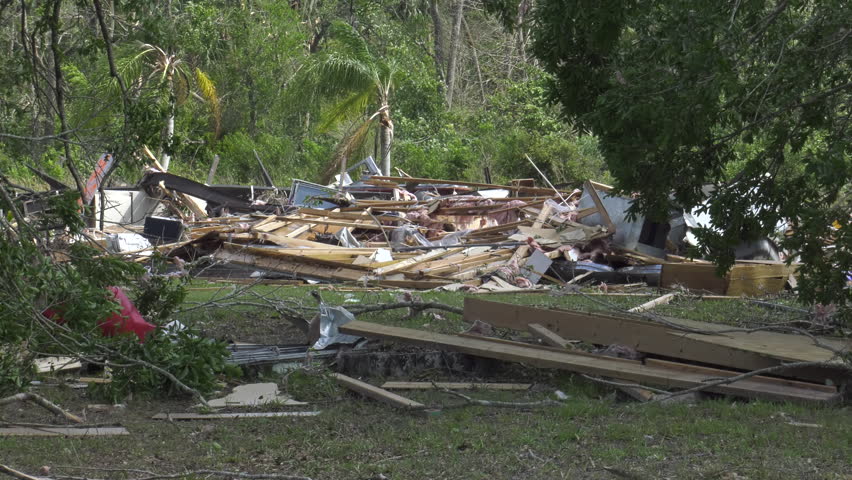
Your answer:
(161, 72), (175, 171)
(379, 110), (393, 176)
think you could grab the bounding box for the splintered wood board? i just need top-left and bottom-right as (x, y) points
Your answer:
(340, 320), (838, 404)
(381, 382), (532, 391)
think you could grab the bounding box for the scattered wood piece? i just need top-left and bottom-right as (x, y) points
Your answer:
(0, 392), (83, 423)
(527, 323), (575, 349)
(34, 356), (81, 373)
(380, 382), (531, 391)
(0, 427), (128, 436)
(627, 293), (677, 313)
(152, 412), (319, 420)
(334, 373), (425, 409)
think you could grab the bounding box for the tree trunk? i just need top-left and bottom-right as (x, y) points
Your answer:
(379, 109), (393, 176)
(462, 16), (486, 104)
(445, 0), (465, 108)
(48, 0), (84, 196)
(428, 0), (446, 84)
(161, 72), (175, 171)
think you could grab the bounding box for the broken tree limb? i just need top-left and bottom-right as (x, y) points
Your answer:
(0, 393), (82, 424)
(651, 359), (845, 403)
(439, 387), (564, 408)
(0, 465), (43, 480)
(347, 301), (463, 316)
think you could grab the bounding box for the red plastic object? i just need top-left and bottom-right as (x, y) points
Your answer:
(44, 287), (156, 342)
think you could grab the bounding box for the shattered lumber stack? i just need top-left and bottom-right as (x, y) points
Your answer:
(135, 179), (616, 290)
(103, 173), (794, 294)
(335, 298), (850, 405)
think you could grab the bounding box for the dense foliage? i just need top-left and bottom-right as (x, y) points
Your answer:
(487, 0), (851, 317)
(0, 192), (228, 397)
(0, 0), (605, 188)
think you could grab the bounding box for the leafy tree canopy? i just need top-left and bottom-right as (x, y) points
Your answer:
(487, 0), (851, 314)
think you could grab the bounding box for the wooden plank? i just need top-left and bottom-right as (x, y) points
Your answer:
(528, 323), (575, 349)
(276, 216), (390, 230)
(35, 356), (81, 373)
(381, 382), (532, 391)
(0, 427), (129, 436)
(251, 232), (350, 249)
(373, 248), (464, 275)
(368, 176), (577, 196)
(215, 248), (365, 282)
(510, 203), (553, 263)
(628, 293), (677, 313)
(152, 412), (319, 420)
(334, 373), (425, 409)
(463, 298), (848, 380)
(340, 320), (836, 403)
(583, 180), (616, 234)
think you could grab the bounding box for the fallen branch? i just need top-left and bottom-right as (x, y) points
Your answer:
(440, 387), (564, 408)
(348, 301), (463, 316)
(0, 465), (42, 480)
(652, 359), (844, 403)
(580, 375), (670, 395)
(0, 393), (82, 424)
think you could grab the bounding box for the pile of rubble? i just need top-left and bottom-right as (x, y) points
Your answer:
(54, 154), (795, 296)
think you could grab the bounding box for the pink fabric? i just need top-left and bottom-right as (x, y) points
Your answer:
(44, 287), (156, 343)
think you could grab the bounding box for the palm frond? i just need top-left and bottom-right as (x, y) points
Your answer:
(317, 89), (373, 132)
(321, 115), (378, 184)
(327, 21), (373, 65)
(195, 68), (222, 139)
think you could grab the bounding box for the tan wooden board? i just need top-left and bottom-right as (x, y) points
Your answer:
(334, 373), (425, 409)
(528, 323), (574, 349)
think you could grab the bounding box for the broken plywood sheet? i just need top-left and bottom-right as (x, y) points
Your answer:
(660, 262), (794, 296)
(34, 356), (81, 373)
(202, 383), (306, 408)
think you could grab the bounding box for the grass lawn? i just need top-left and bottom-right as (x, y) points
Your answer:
(2, 284), (849, 480)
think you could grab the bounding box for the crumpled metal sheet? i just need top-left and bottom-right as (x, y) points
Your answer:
(312, 303), (361, 350)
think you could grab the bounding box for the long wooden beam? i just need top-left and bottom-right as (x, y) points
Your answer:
(339, 320), (836, 403)
(463, 298), (849, 383)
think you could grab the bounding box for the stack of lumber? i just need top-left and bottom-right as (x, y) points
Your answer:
(336, 298), (850, 404)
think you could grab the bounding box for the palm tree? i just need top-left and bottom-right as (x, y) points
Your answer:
(121, 44), (221, 171)
(300, 22), (397, 177)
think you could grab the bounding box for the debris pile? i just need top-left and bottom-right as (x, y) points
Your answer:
(49, 155), (794, 295)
